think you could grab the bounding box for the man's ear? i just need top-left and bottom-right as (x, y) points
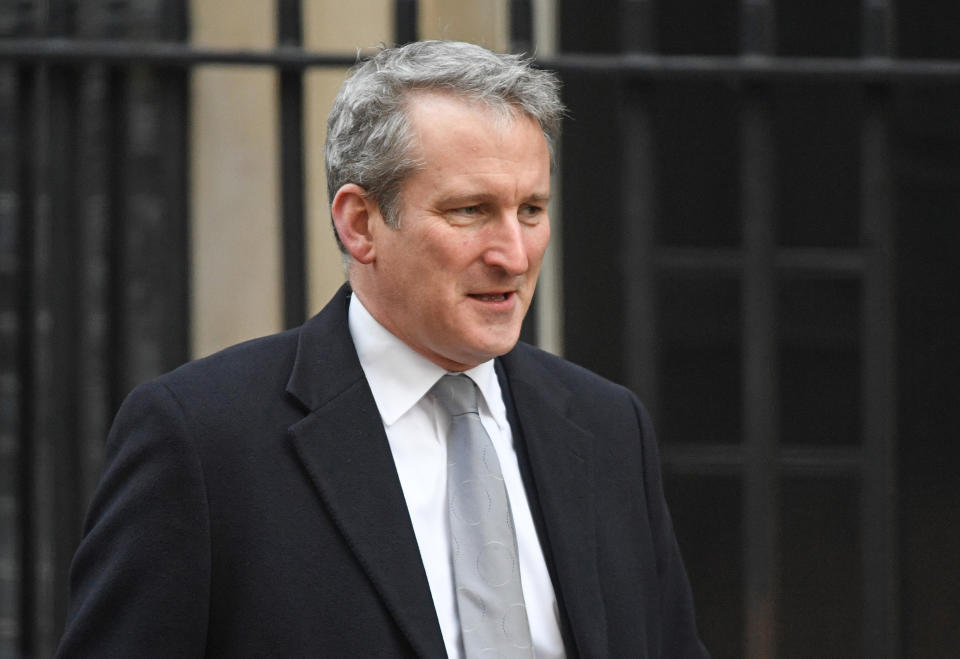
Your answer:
(331, 183), (379, 264)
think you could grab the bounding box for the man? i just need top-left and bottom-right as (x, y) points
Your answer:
(58, 41), (707, 657)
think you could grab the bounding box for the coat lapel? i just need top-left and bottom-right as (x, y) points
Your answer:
(285, 286), (446, 658)
(500, 349), (609, 658)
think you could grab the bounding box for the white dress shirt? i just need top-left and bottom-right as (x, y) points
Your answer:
(348, 294), (565, 658)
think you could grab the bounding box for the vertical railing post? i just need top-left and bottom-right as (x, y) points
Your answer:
(394, 0), (418, 46)
(115, 1), (189, 400)
(619, 0), (659, 413)
(25, 0), (78, 652)
(861, 0), (899, 656)
(0, 6), (26, 655)
(510, 0), (533, 55)
(512, 0), (539, 347)
(278, 0), (307, 328)
(740, 1), (778, 657)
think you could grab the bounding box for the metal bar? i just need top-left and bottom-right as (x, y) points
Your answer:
(655, 247), (868, 275)
(115, 67), (189, 392)
(157, 79), (190, 386)
(742, 0), (776, 55)
(740, 2), (778, 655)
(510, 0), (533, 54)
(158, 0), (190, 381)
(0, 38), (361, 68)
(776, 248), (867, 274)
(780, 447), (862, 474)
(860, 103), (899, 656)
(516, 0), (539, 346)
(27, 59), (80, 659)
(24, 6), (80, 647)
(106, 64), (126, 405)
(394, 0), (418, 45)
(74, 63), (111, 525)
(0, 60), (23, 656)
(17, 65), (37, 657)
(49, 59), (80, 657)
(0, 0), (25, 646)
(19, 14), (60, 658)
(546, 53), (960, 82)
(661, 445), (745, 475)
(72, 0), (121, 536)
(661, 445), (863, 475)
(277, 0), (301, 46)
(863, 0), (896, 57)
(619, 0), (658, 413)
(158, 0), (189, 43)
(519, 3), (540, 350)
(277, 0), (306, 328)
(619, 0), (656, 53)
(860, 3), (899, 656)
(620, 83), (659, 412)
(655, 249), (742, 273)
(5, 39), (960, 82)
(740, 89), (779, 659)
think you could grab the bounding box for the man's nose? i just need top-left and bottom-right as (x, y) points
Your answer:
(483, 212), (529, 275)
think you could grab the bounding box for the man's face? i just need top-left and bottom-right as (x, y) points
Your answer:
(359, 93), (551, 371)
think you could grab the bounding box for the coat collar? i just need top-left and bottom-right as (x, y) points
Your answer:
(285, 284), (607, 657)
(286, 284), (364, 413)
(285, 284), (447, 658)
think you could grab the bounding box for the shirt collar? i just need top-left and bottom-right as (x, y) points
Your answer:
(348, 294), (506, 430)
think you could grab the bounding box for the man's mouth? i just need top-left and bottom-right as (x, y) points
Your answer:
(469, 292), (511, 302)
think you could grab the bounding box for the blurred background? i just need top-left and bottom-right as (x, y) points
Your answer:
(1, 1), (958, 657)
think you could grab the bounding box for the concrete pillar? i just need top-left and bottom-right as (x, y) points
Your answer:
(189, 1), (282, 358)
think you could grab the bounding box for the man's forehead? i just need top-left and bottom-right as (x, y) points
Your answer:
(404, 91), (528, 132)
(403, 93), (545, 166)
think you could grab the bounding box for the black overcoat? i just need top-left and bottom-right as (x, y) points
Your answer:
(57, 285), (708, 658)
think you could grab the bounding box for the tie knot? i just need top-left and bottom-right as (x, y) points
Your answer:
(431, 373), (480, 417)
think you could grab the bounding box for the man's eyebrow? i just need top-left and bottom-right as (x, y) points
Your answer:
(436, 192), (551, 207)
(525, 194), (551, 204)
(439, 193), (491, 206)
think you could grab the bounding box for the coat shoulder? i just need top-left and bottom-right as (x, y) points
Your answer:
(505, 341), (638, 402)
(154, 328), (301, 402)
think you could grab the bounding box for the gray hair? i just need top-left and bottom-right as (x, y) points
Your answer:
(325, 40), (565, 253)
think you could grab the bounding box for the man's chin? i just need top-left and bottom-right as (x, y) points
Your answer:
(469, 331), (523, 361)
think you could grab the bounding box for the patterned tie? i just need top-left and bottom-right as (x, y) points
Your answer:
(431, 374), (534, 658)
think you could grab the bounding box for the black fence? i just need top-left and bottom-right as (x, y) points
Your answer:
(558, 2), (959, 658)
(2, 0), (959, 657)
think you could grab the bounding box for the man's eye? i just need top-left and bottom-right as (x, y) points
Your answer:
(520, 205), (544, 222)
(446, 205), (483, 225)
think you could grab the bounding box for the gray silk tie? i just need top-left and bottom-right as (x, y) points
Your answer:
(431, 374), (534, 658)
